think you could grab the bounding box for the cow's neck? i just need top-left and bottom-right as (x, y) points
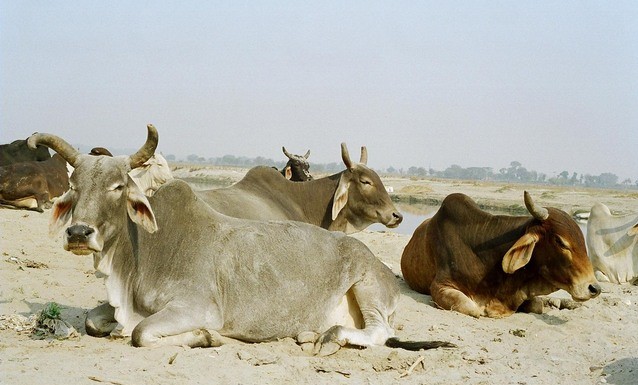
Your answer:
(93, 217), (145, 335)
(285, 172), (343, 229)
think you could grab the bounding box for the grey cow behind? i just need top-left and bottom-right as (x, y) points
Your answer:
(28, 125), (452, 355)
(197, 144), (402, 234)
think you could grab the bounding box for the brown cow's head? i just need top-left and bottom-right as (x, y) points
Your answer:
(331, 143), (402, 233)
(502, 191), (601, 302)
(28, 125), (159, 256)
(281, 147), (313, 181)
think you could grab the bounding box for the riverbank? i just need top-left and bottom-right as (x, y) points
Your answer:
(1, 165), (636, 385)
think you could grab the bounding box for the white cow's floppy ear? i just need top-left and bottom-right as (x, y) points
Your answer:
(502, 232), (539, 273)
(332, 172), (350, 220)
(126, 176), (158, 233)
(49, 190), (74, 236)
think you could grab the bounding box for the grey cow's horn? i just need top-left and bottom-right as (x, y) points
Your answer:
(129, 124), (159, 169)
(27, 132), (81, 167)
(303, 149), (310, 159)
(341, 143), (353, 169)
(360, 146), (368, 165)
(282, 146), (293, 159)
(524, 191), (549, 221)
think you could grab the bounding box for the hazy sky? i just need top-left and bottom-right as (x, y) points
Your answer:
(2, 1), (636, 180)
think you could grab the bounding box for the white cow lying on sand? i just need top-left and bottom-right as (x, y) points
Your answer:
(127, 153), (173, 196)
(68, 148), (173, 197)
(586, 203), (638, 284)
(28, 125), (455, 355)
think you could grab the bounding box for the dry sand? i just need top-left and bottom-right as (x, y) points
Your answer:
(1, 171), (636, 385)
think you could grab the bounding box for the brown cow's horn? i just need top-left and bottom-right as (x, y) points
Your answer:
(303, 149), (310, 159)
(129, 124), (159, 169)
(524, 191), (549, 220)
(27, 132), (80, 167)
(341, 142), (353, 169)
(282, 146), (293, 159)
(360, 146), (368, 165)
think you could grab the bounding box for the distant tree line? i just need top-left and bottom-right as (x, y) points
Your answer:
(166, 154), (635, 189)
(396, 161), (634, 189)
(166, 153), (345, 174)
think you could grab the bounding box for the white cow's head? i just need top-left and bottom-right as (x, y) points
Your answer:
(28, 125), (159, 255)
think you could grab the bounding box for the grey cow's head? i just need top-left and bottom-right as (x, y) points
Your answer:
(28, 125), (159, 255)
(331, 143), (403, 233)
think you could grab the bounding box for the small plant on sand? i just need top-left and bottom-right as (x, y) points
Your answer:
(38, 302), (62, 322)
(32, 302), (77, 340)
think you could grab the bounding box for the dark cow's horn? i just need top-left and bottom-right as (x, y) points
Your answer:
(360, 146), (368, 165)
(524, 191), (549, 221)
(129, 124), (159, 169)
(341, 143), (353, 169)
(303, 149), (310, 159)
(27, 132), (81, 167)
(282, 146), (293, 159)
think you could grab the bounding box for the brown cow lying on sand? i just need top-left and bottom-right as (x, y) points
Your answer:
(401, 191), (601, 318)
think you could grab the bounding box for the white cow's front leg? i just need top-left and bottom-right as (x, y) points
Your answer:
(85, 302), (118, 337)
(130, 306), (223, 348)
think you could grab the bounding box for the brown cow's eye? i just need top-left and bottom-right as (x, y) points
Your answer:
(360, 179), (372, 185)
(555, 236), (568, 249)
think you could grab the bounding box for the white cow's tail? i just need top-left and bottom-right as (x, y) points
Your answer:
(385, 337), (457, 351)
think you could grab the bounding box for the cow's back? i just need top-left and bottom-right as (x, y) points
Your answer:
(138, 179), (391, 340)
(196, 166), (306, 221)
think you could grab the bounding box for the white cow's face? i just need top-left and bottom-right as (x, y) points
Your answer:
(51, 155), (157, 255)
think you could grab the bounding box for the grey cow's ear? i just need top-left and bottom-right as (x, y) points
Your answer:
(126, 176), (158, 233)
(502, 232), (539, 273)
(332, 172), (350, 220)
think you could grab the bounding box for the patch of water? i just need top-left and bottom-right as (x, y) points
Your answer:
(370, 204), (588, 237)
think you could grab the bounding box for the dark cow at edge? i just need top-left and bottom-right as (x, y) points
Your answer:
(401, 192), (601, 318)
(281, 147), (313, 181)
(197, 144), (402, 234)
(0, 138), (51, 166)
(0, 154), (69, 212)
(28, 125), (453, 354)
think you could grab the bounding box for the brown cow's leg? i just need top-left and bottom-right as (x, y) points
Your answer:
(520, 297), (582, 314)
(430, 281), (482, 318)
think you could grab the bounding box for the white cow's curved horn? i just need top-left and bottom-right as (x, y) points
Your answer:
(27, 132), (80, 167)
(524, 191), (549, 220)
(129, 124), (159, 169)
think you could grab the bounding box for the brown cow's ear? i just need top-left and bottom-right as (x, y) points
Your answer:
(332, 173), (350, 220)
(126, 176), (158, 233)
(502, 232), (539, 273)
(628, 223), (638, 236)
(284, 166), (292, 180)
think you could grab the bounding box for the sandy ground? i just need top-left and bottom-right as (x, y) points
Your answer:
(1, 172), (637, 385)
